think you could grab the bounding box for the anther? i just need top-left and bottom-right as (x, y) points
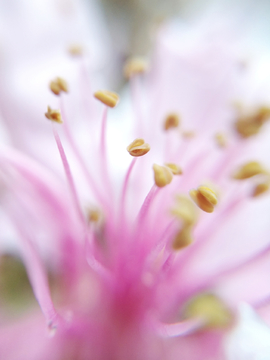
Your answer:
(87, 208), (103, 225)
(171, 195), (198, 226)
(172, 226), (193, 251)
(215, 132), (227, 148)
(127, 138), (150, 157)
(45, 106), (63, 123)
(153, 164), (173, 188)
(49, 77), (68, 96)
(189, 186), (218, 213)
(183, 293), (233, 329)
(252, 182), (270, 197)
(235, 106), (270, 138)
(182, 131), (195, 139)
(68, 44), (83, 56)
(124, 57), (148, 79)
(87, 209), (100, 223)
(233, 161), (267, 180)
(164, 113), (180, 131)
(165, 163), (183, 175)
(94, 90), (120, 108)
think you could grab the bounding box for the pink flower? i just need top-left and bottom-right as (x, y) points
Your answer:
(1, 5), (270, 360)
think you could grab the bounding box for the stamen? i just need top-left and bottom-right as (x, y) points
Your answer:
(156, 318), (204, 338)
(94, 90), (120, 108)
(59, 97), (108, 209)
(124, 57), (148, 79)
(87, 208), (101, 223)
(153, 164), (173, 188)
(127, 138), (150, 157)
(215, 132), (227, 148)
(172, 226), (193, 251)
(49, 77), (68, 96)
(45, 106), (62, 123)
(183, 293), (233, 329)
(6, 207), (60, 328)
(164, 113), (180, 131)
(165, 163), (183, 175)
(53, 128), (85, 227)
(171, 195), (198, 226)
(189, 186), (218, 213)
(233, 161), (267, 180)
(68, 44), (83, 56)
(252, 182), (270, 197)
(119, 158), (137, 233)
(182, 131), (195, 138)
(235, 106), (270, 138)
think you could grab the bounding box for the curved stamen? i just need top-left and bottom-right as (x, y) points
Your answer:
(99, 106), (114, 202)
(59, 97), (108, 210)
(53, 126), (107, 278)
(6, 206), (60, 329)
(156, 318), (204, 338)
(120, 158), (137, 223)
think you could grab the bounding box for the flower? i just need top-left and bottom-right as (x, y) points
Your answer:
(1, 3), (270, 360)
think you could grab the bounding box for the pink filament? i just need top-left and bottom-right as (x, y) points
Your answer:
(7, 208), (60, 328)
(156, 318), (204, 338)
(53, 126), (108, 278)
(120, 158), (137, 220)
(99, 106), (114, 202)
(53, 126), (85, 227)
(60, 97), (107, 209)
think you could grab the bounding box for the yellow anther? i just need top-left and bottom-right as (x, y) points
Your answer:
(164, 113), (180, 131)
(94, 90), (120, 108)
(183, 293), (233, 329)
(49, 77), (68, 96)
(165, 163), (183, 175)
(127, 138), (150, 157)
(153, 164), (173, 188)
(171, 195), (198, 226)
(68, 44), (83, 56)
(198, 186), (218, 206)
(215, 132), (227, 148)
(87, 209), (101, 223)
(182, 131), (195, 139)
(123, 57), (148, 79)
(172, 226), (193, 251)
(235, 119), (261, 138)
(235, 106), (270, 138)
(189, 186), (218, 213)
(252, 182), (270, 197)
(233, 161), (267, 180)
(45, 106), (62, 124)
